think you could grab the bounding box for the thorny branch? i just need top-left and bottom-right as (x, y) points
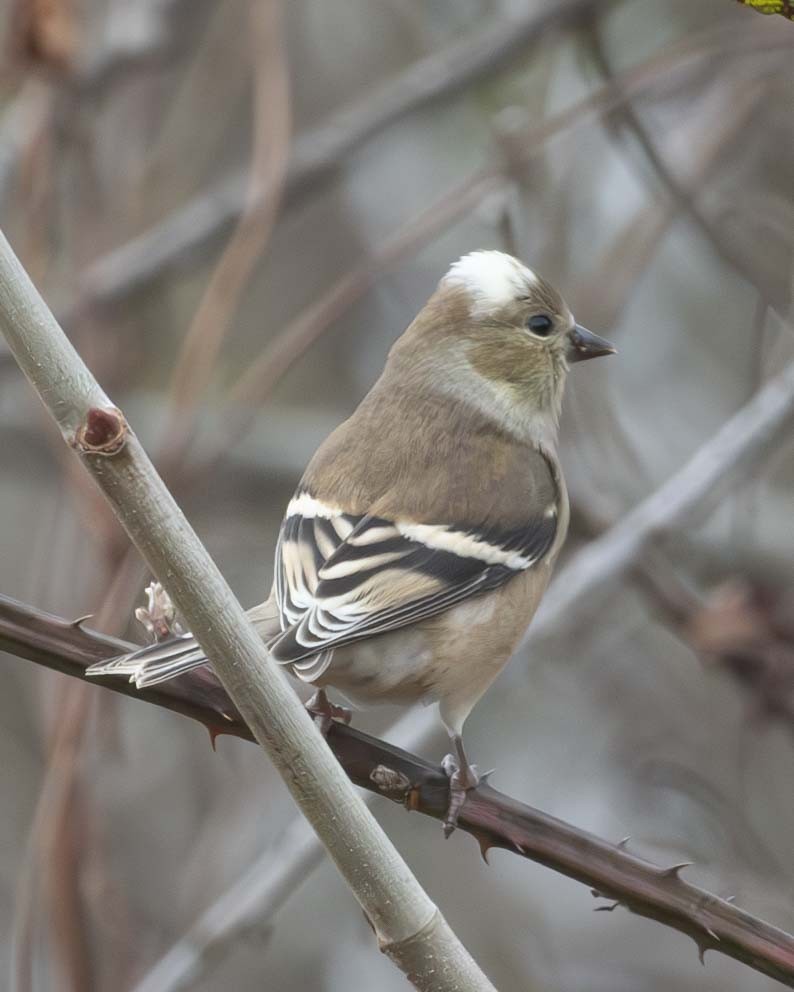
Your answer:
(2, 594), (794, 988)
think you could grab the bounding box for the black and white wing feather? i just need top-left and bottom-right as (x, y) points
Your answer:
(269, 490), (558, 678)
(87, 476), (559, 690)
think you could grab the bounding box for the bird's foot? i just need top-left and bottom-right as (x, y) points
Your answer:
(305, 688), (352, 737)
(441, 746), (480, 838)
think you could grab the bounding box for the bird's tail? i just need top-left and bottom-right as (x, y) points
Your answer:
(87, 597), (282, 689)
(87, 634), (209, 688)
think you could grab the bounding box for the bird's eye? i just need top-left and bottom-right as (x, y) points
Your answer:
(527, 314), (553, 337)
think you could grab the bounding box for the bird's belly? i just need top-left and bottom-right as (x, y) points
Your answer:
(316, 625), (436, 708)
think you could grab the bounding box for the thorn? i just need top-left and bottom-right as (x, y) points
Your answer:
(207, 726), (223, 751)
(479, 768), (496, 784)
(477, 837), (491, 865)
(617, 835), (631, 850)
(594, 901), (620, 912)
(693, 925), (720, 965)
(590, 888), (603, 899)
(660, 861), (693, 879)
(70, 614), (94, 628)
(221, 711), (235, 722)
(513, 841), (527, 856)
(725, 895), (735, 903)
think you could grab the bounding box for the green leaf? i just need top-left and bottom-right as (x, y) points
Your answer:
(736, 0), (794, 19)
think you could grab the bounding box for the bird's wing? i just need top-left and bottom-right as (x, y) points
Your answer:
(270, 485), (559, 666)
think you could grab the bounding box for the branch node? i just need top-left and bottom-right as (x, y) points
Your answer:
(73, 406), (128, 456)
(370, 764), (412, 800)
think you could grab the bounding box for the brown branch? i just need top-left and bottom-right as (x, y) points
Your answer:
(2, 592), (794, 987)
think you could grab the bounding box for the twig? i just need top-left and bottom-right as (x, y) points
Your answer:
(1, 593), (794, 987)
(0, 231), (495, 990)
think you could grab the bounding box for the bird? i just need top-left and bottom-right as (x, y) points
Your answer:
(88, 250), (615, 832)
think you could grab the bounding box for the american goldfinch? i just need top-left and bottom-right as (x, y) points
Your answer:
(90, 250), (615, 831)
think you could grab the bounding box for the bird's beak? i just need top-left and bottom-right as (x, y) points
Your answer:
(566, 324), (617, 363)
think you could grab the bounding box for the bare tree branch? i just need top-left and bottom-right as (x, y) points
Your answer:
(2, 592), (794, 987)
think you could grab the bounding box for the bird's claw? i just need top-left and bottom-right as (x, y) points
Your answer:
(305, 688), (351, 737)
(441, 753), (480, 837)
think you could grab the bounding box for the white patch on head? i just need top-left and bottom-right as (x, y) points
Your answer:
(443, 250), (538, 316)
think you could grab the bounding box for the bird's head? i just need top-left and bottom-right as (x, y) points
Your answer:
(393, 250), (615, 439)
